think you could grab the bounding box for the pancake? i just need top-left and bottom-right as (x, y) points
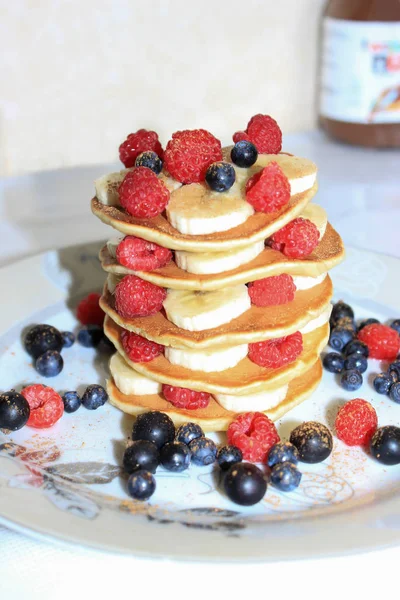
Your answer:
(103, 316), (329, 394)
(106, 359), (323, 431)
(99, 222), (344, 291)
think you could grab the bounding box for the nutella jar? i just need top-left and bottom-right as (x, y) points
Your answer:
(320, 0), (400, 147)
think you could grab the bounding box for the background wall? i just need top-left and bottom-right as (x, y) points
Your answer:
(0, 0), (326, 176)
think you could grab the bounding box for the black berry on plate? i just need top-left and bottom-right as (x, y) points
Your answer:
(370, 425), (400, 466)
(0, 390), (30, 431)
(77, 325), (103, 348)
(335, 317), (357, 332)
(344, 340), (369, 358)
(224, 462), (267, 506)
(160, 441), (191, 472)
(35, 350), (64, 377)
(373, 373), (392, 395)
(358, 318), (379, 332)
(123, 440), (160, 474)
(289, 421), (333, 464)
(389, 382), (400, 404)
(127, 469), (156, 500)
(230, 140), (258, 168)
(329, 327), (354, 352)
(132, 411), (175, 449)
(323, 352), (344, 374)
(344, 353), (368, 374)
(388, 362), (400, 383)
(205, 162), (236, 192)
(390, 319), (400, 335)
(175, 422), (204, 445)
(61, 331), (75, 348)
(217, 445), (243, 471)
(135, 150), (163, 174)
(340, 369), (363, 391)
(81, 384), (108, 410)
(62, 391), (81, 413)
(188, 436), (217, 466)
(270, 461), (302, 492)
(330, 301), (354, 325)
(267, 441), (299, 467)
(24, 324), (63, 358)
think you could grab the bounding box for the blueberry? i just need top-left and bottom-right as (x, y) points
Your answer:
(373, 373), (392, 395)
(290, 421), (333, 464)
(97, 334), (115, 353)
(370, 426), (400, 466)
(344, 353), (368, 374)
(267, 442), (299, 467)
(224, 462), (267, 506)
(175, 422), (204, 445)
(123, 440), (160, 474)
(81, 384), (108, 410)
(358, 318), (380, 332)
(323, 352), (344, 374)
(135, 151), (163, 175)
(188, 437), (217, 466)
(329, 327), (354, 352)
(77, 325), (103, 348)
(217, 445), (243, 471)
(0, 390), (30, 431)
(340, 369), (363, 391)
(390, 319), (400, 335)
(389, 382), (400, 404)
(330, 301), (354, 325)
(205, 162), (236, 192)
(24, 324), (63, 358)
(62, 391), (81, 413)
(132, 411), (175, 450)
(335, 317), (357, 332)
(270, 462), (302, 492)
(230, 141), (258, 168)
(61, 331), (75, 348)
(127, 470), (156, 501)
(344, 340), (369, 358)
(35, 350), (64, 377)
(388, 362), (400, 383)
(160, 441), (191, 472)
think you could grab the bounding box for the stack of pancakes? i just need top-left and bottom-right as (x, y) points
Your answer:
(92, 149), (345, 431)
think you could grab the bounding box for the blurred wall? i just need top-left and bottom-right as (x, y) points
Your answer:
(0, 0), (325, 176)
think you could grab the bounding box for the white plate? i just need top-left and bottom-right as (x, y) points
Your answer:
(0, 242), (399, 561)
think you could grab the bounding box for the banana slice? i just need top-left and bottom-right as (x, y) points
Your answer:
(95, 170), (181, 206)
(292, 272), (327, 291)
(299, 304), (332, 334)
(214, 384), (288, 413)
(109, 353), (162, 395)
(163, 285), (251, 331)
(107, 236), (124, 258)
(165, 344), (248, 373)
(175, 241), (265, 275)
(107, 273), (123, 294)
(300, 204), (328, 238)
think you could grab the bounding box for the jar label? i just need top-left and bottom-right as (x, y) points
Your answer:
(320, 18), (400, 124)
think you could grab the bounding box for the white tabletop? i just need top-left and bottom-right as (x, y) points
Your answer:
(0, 130), (399, 599)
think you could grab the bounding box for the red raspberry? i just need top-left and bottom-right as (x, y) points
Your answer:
(270, 218), (320, 258)
(119, 129), (164, 168)
(119, 167), (170, 219)
(116, 236), (172, 272)
(76, 292), (105, 327)
(162, 385), (210, 410)
(245, 162), (290, 213)
(227, 412), (280, 462)
(248, 274), (296, 307)
(358, 324), (400, 360)
(248, 331), (303, 368)
(233, 114), (282, 154)
(164, 129), (222, 184)
(21, 384), (64, 429)
(335, 399), (378, 446)
(115, 275), (167, 318)
(121, 329), (164, 362)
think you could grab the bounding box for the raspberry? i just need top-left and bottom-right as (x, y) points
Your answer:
(245, 162), (290, 213)
(119, 129), (164, 168)
(227, 412), (280, 462)
(248, 274), (296, 306)
(21, 384), (64, 429)
(116, 236), (172, 272)
(76, 292), (105, 327)
(233, 114), (282, 154)
(119, 167), (170, 219)
(162, 385), (210, 410)
(121, 329), (164, 362)
(270, 218), (320, 258)
(248, 331), (303, 369)
(358, 324), (400, 360)
(115, 275), (167, 318)
(164, 129), (222, 184)
(335, 399), (378, 446)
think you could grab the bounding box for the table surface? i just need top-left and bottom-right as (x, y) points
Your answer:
(0, 130), (399, 598)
